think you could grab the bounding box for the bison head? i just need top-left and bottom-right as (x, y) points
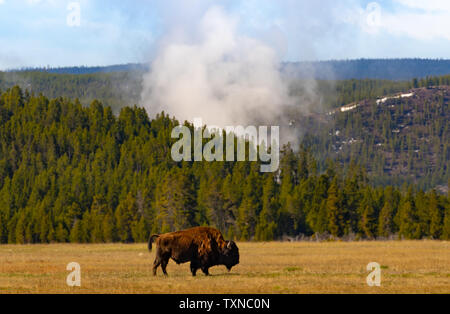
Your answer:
(221, 240), (239, 271)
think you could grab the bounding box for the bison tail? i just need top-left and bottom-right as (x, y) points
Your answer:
(148, 234), (159, 252)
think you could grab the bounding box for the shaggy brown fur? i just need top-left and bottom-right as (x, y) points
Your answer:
(148, 227), (239, 276)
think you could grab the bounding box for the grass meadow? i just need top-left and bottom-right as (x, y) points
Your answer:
(0, 241), (449, 294)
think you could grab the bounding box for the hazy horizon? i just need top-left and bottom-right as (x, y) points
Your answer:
(3, 57), (450, 71)
(1, 1), (450, 70)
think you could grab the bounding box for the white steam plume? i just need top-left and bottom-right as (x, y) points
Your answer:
(140, 6), (324, 146)
(141, 7), (294, 125)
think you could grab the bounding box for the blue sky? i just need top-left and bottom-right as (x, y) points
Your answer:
(1, 0), (450, 69)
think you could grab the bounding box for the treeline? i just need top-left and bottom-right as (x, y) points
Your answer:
(15, 59), (450, 79)
(0, 71), (143, 113)
(3, 67), (450, 115)
(0, 86), (449, 243)
(2, 68), (449, 114)
(12, 63), (148, 75)
(284, 58), (450, 80)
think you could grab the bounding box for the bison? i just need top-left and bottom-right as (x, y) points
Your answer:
(148, 227), (239, 276)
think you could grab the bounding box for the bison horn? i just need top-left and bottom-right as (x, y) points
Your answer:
(227, 241), (232, 249)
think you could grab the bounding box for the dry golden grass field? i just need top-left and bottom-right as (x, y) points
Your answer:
(0, 241), (449, 294)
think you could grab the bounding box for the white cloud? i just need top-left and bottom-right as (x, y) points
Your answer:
(343, 1), (450, 41)
(394, 0), (450, 12)
(382, 11), (450, 40)
(25, 0), (60, 5)
(383, 1), (450, 40)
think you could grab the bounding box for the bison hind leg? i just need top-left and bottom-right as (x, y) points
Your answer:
(152, 257), (161, 276)
(160, 256), (170, 276)
(153, 248), (168, 276)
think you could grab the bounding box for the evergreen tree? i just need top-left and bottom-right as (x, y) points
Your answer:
(428, 191), (442, 239)
(115, 193), (137, 243)
(378, 187), (397, 237)
(358, 188), (377, 239)
(102, 210), (117, 243)
(90, 196), (108, 243)
(131, 216), (148, 243)
(237, 164), (262, 240)
(395, 188), (420, 239)
(15, 213), (26, 244)
(255, 174), (279, 241)
(0, 213), (6, 244)
(55, 223), (68, 242)
(70, 219), (83, 243)
(326, 178), (343, 237)
(443, 203), (450, 240)
(154, 168), (196, 233)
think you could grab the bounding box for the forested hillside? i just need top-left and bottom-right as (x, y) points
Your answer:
(1, 71), (449, 189)
(305, 84), (450, 190)
(0, 86), (449, 243)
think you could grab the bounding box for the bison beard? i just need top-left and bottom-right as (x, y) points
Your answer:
(148, 227), (239, 276)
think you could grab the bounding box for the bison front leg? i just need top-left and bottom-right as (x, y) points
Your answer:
(201, 266), (210, 276)
(190, 261), (199, 276)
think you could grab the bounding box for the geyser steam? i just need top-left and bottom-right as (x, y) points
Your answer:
(141, 7), (295, 128)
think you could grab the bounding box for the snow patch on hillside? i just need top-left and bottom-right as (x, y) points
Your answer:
(376, 92), (414, 105)
(340, 104), (359, 112)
